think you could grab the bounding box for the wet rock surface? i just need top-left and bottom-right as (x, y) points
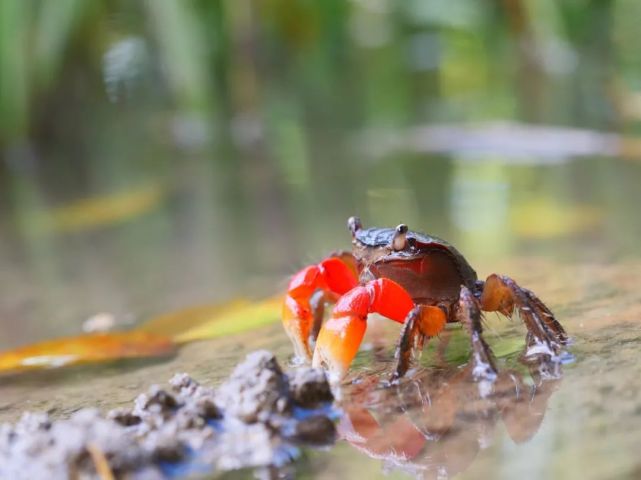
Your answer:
(0, 350), (336, 479)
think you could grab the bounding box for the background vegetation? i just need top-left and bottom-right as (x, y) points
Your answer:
(1, 0), (641, 347)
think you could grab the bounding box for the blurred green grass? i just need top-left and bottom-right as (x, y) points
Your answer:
(2, 0), (641, 149)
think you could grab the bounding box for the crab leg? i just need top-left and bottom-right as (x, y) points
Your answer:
(312, 278), (415, 379)
(392, 305), (447, 380)
(480, 274), (568, 356)
(283, 257), (358, 361)
(456, 286), (497, 381)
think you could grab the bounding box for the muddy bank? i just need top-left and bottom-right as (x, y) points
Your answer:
(0, 351), (336, 479)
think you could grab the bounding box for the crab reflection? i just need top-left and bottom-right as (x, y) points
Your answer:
(338, 359), (561, 479)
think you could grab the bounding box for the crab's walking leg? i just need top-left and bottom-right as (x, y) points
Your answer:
(456, 286), (498, 380)
(480, 274), (568, 355)
(313, 278), (414, 379)
(283, 257), (358, 361)
(391, 305), (447, 380)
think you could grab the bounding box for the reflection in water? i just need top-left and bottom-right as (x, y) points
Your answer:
(339, 356), (561, 479)
(358, 123), (641, 162)
(449, 160), (511, 259)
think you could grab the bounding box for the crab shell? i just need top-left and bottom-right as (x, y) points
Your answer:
(352, 226), (478, 307)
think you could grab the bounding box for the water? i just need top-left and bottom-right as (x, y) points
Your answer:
(2, 158), (641, 480)
(2, 1), (641, 478)
(303, 259), (641, 480)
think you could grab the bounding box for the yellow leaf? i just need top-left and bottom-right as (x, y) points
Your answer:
(0, 332), (176, 374)
(511, 201), (602, 239)
(0, 295), (284, 375)
(139, 299), (252, 338)
(35, 182), (165, 234)
(140, 296), (283, 344)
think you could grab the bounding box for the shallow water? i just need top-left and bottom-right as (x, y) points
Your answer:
(306, 259), (641, 480)
(2, 252), (641, 479)
(3, 142), (641, 480)
(3, 136), (641, 480)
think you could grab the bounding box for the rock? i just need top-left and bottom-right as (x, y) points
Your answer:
(108, 408), (142, 426)
(0, 350), (337, 479)
(0, 408), (154, 479)
(293, 415), (336, 445)
(134, 386), (179, 416)
(168, 373), (221, 420)
(289, 367), (334, 407)
(215, 422), (292, 470)
(217, 350), (291, 422)
(169, 372), (199, 394)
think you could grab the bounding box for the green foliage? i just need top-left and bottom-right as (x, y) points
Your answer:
(0, 0), (635, 149)
(0, 0), (29, 139)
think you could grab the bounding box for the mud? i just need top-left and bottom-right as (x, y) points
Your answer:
(0, 351), (336, 479)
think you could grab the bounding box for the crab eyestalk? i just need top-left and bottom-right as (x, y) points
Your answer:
(312, 279), (415, 379)
(392, 223), (408, 251)
(348, 216), (362, 236)
(282, 257), (359, 363)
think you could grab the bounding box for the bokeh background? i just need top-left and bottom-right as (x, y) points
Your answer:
(2, 0), (641, 350)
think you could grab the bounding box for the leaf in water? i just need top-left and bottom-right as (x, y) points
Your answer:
(140, 296), (283, 344)
(0, 297), (283, 374)
(33, 181), (165, 234)
(0, 332), (175, 374)
(139, 299), (252, 338)
(511, 200), (602, 239)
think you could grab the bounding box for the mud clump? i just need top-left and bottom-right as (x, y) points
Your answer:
(293, 415), (337, 445)
(212, 351), (337, 470)
(217, 350), (291, 423)
(289, 367), (334, 407)
(0, 410), (157, 479)
(0, 350), (336, 479)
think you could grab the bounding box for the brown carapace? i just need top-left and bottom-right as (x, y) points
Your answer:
(282, 217), (568, 380)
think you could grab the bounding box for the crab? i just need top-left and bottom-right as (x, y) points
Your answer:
(282, 217), (568, 380)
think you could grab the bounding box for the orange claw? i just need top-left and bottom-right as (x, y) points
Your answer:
(312, 278), (415, 378)
(312, 314), (367, 379)
(282, 257), (359, 361)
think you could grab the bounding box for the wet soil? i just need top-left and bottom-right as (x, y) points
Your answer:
(1, 259), (641, 479)
(0, 351), (336, 479)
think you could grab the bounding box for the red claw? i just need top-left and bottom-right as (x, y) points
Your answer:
(282, 257), (359, 362)
(312, 314), (367, 379)
(366, 278), (414, 323)
(283, 293), (314, 359)
(313, 278), (415, 379)
(318, 257), (359, 295)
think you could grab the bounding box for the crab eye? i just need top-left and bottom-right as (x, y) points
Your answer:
(395, 224), (408, 234)
(348, 216), (362, 235)
(392, 224), (408, 251)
